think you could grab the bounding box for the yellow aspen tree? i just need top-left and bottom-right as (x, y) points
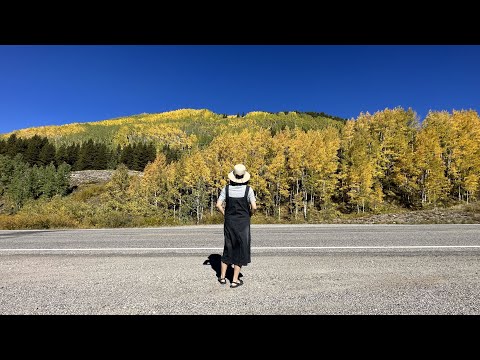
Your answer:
(450, 110), (480, 203)
(306, 127), (341, 212)
(422, 111), (454, 199)
(369, 108), (419, 206)
(141, 153), (167, 207)
(201, 144), (222, 217)
(392, 141), (420, 207)
(126, 174), (146, 216)
(301, 131), (318, 215)
(267, 152), (289, 221)
(243, 128), (271, 216)
(163, 162), (181, 221)
(255, 133), (278, 217)
(286, 128), (308, 220)
(104, 164), (130, 212)
(266, 129), (291, 221)
(338, 119), (356, 205)
(415, 126), (449, 206)
(182, 150), (211, 224)
(344, 113), (378, 213)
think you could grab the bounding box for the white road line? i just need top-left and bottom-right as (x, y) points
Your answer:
(0, 245), (480, 251)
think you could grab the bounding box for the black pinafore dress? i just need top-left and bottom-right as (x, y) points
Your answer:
(221, 185), (251, 266)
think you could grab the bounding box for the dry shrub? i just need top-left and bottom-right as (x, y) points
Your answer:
(70, 184), (108, 202)
(0, 213), (79, 229)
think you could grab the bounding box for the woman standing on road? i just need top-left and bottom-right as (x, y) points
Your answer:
(216, 164), (257, 288)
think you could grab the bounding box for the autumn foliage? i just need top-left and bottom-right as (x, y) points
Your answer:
(1, 108), (479, 228)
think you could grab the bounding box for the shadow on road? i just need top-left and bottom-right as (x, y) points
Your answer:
(203, 254), (243, 284)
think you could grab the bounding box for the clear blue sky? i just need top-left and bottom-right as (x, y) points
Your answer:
(1, 45), (479, 134)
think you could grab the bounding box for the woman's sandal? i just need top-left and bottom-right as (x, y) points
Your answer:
(218, 277), (227, 285)
(230, 279), (244, 288)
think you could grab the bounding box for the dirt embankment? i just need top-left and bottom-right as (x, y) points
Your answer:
(331, 205), (480, 224)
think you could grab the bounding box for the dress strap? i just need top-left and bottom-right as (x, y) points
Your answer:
(244, 185), (250, 199)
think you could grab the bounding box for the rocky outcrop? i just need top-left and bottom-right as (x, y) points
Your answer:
(69, 170), (143, 187)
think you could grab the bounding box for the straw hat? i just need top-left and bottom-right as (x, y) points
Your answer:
(227, 164), (251, 184)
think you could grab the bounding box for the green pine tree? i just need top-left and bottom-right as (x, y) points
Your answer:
(38, 142), (56, 166)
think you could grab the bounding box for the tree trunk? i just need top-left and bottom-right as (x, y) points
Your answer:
(210, 190), (214, 216)
(295, 178), (299, 219)
(179, 196), (182, 220)
(196, 193), (200, 224)
(303, 189), (307, 219)
(322, 180), (326, 210)
(277, 185), (281, 222)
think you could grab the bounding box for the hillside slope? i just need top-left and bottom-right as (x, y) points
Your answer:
(1, 109), (345, 149)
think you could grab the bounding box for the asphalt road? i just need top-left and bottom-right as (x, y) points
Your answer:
(0, 224), (479, 314)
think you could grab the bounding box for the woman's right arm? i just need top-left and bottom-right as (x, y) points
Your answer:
(249, 201), (257, 217)
(216, 199), (225, 216)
